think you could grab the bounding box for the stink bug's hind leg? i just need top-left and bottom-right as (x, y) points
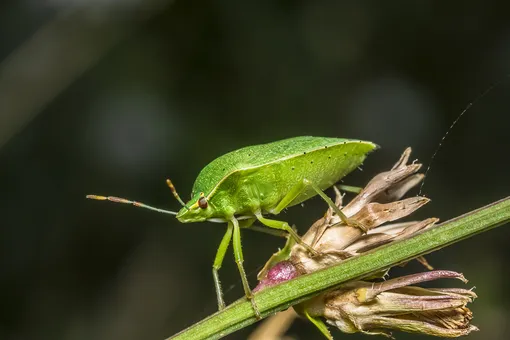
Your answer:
(212, 223), (234, 310)
(299, 307), (333, 340)
(248, 224), (289, 238)
(273, 178), (368, 233)
(231, 217), (261, 319)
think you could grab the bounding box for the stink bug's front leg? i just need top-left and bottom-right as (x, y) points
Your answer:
(273, 178), (368, 233)
(212, 223), (233, 310)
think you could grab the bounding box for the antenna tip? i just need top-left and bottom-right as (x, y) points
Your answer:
(166, 179), (175, 189)
(86, 194), (106, 200)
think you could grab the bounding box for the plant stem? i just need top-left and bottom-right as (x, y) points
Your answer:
(168, 197), (510, 340)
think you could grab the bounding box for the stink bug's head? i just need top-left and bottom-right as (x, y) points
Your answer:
(176, 192), (214, 223)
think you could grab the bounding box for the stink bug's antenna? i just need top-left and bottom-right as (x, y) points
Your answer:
(86, 195), (178, 215)
(419, 73), (510, 196)
(166, 179), (189, 210)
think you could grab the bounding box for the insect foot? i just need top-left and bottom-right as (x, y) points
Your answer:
(344, 218), (367, 233)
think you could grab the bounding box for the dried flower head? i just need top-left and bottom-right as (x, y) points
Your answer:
(257, 148), (436, 283)
(303, 271), (478, 338)
(255, 148), (479, 338)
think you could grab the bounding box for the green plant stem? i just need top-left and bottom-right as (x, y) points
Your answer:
(169, 197), (510, 340)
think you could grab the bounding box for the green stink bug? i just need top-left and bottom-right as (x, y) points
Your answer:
(87, 136), (377, 317)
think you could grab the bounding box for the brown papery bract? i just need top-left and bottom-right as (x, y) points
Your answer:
(254, 148), (478, 339)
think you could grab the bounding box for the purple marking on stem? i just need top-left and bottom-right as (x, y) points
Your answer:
(254, 261), (299, 292)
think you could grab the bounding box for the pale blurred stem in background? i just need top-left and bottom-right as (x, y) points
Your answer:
(247, 308), (297, 340)
(0, 0), (172, 149)
(169, 197), (510, 340)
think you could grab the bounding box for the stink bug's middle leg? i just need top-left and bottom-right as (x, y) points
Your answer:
(273, 178), (368, 233)
(254, 212), (318, 256)
(231, 217), (261, 319)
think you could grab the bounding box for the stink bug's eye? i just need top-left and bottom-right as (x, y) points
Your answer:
(198, 196), (208, 209)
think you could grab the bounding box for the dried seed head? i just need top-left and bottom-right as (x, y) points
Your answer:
(257, 148), (436, 284)
(254, 148), (478, 338)
(303, 271), (478, 338)
(290, 147), (438, 276)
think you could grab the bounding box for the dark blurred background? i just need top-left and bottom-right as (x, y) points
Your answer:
(1, 1), (509, 339)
